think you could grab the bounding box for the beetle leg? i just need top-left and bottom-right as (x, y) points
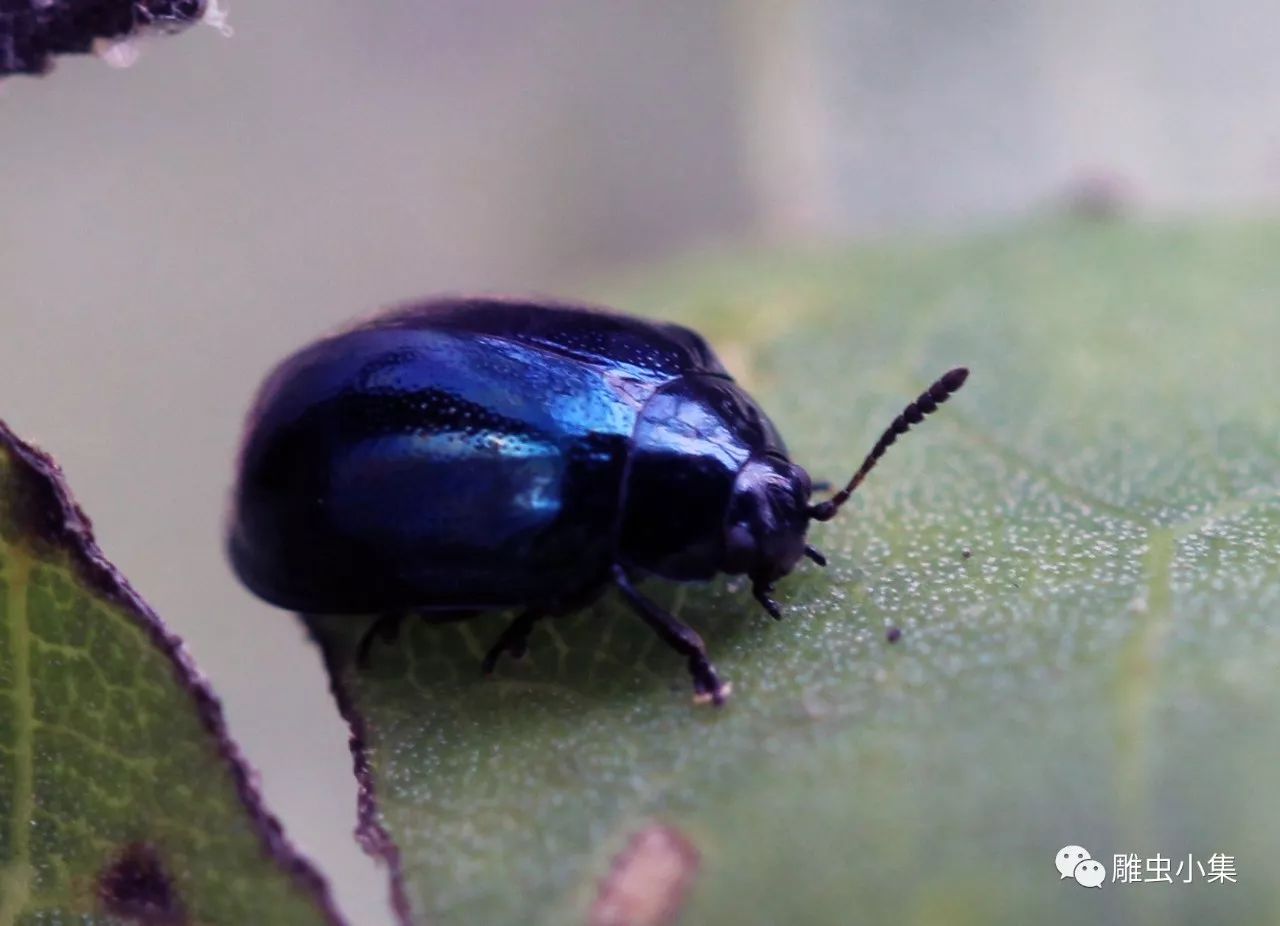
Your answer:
(481, 609), (544, 675)
(356, 613), (404, 667)
(753, 582), (783, 620)
(611, 564), (730, 706)
(803, 545), (827, 567)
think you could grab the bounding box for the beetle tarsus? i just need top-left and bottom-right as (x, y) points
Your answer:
(481, 609), (543, 675)
(612, 564), (730, 706)
(688, 657), (729, 706)
(692, 677), (732, 706)
(356, 613), (404, 667)
(803, 545), (827, 567)
(753, 582), (783, 620)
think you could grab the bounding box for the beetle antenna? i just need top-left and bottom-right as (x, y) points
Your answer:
(808, 367), (969, 522)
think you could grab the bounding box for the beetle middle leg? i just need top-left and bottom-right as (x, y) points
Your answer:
(611, 564), (730, 706)
(481, 608), (544, 675)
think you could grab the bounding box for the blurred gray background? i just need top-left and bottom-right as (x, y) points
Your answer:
(4, 2), (1280, 922)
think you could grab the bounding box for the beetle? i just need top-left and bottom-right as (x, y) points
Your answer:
(228, 297), (967, 704)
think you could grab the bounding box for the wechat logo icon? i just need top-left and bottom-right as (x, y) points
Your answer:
(1056, 845), (1105, 888)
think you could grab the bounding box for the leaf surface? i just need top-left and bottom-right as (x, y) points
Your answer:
(0, 422), (344, 926)
(314, 218), (1280, 925)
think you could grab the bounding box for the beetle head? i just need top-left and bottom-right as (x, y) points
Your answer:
(723, 455), (813, 583)
(724, 367), (969, 612)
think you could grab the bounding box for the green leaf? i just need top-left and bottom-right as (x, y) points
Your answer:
(312, 217), (1280, 925)
(0, 423), (345, 926)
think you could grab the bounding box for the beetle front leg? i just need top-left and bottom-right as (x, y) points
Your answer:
(481, 609), (543, 675)
(752, 581), (782, 620)
(611, 565), (730, 706)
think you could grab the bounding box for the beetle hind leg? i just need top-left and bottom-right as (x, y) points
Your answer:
(612, 565), (730, 706)
(481, 609), (544, 675)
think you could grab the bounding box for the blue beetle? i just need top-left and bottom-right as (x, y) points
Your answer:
(228, 297), (967, 704)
